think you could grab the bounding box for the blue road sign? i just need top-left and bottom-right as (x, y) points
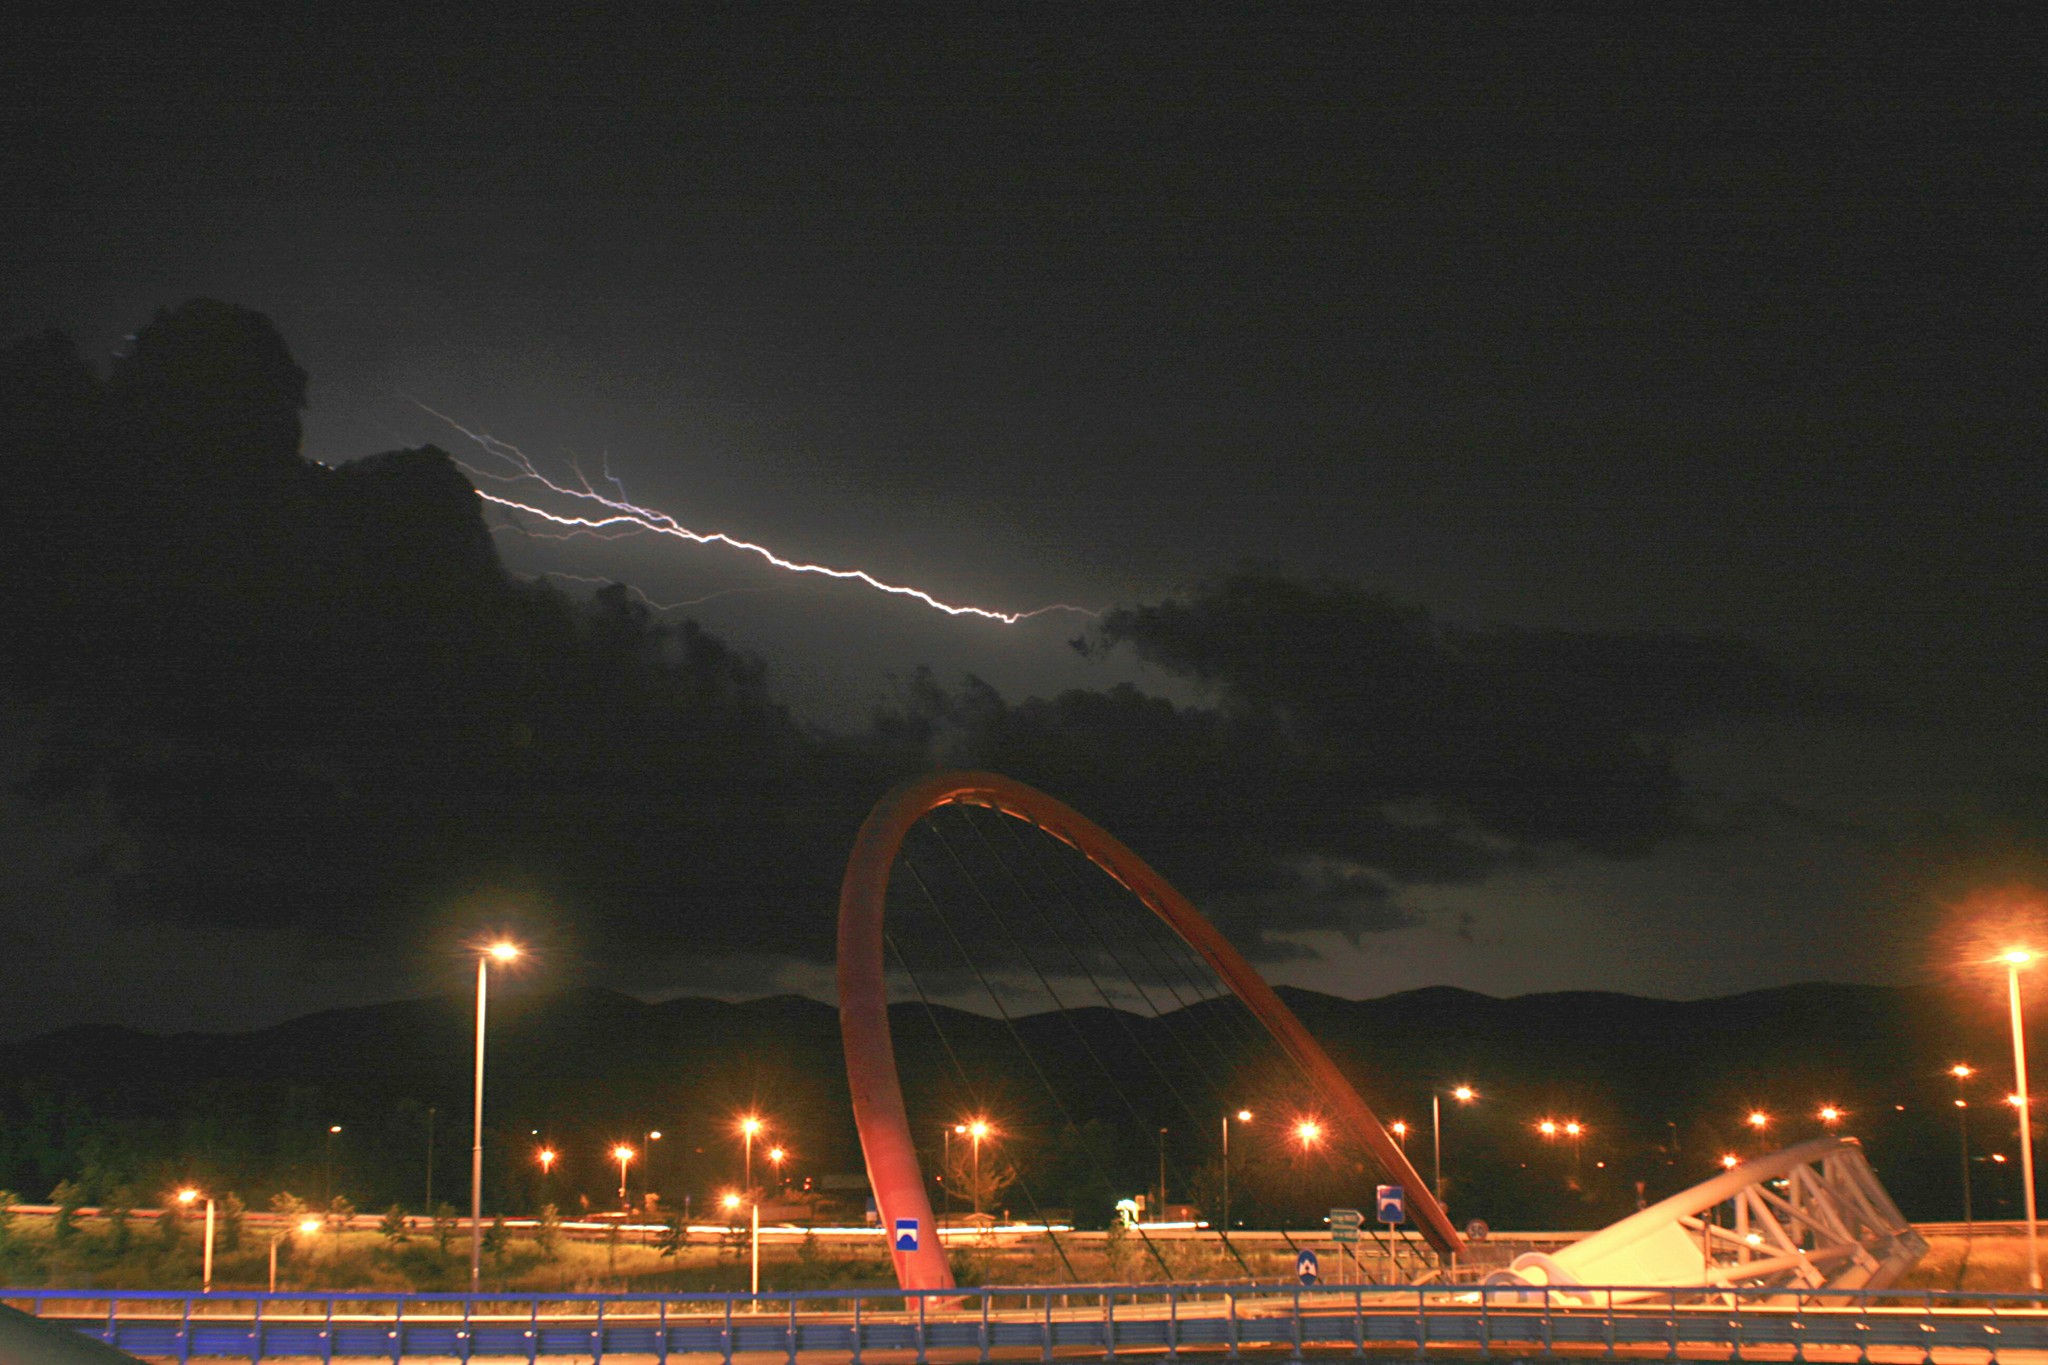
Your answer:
(1296, 1248), (1320, 1284)
(1376, 1184), (1406, 1225)
(893, 1218), (920, 1252)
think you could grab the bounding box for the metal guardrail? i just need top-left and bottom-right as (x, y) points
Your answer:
(9, 1281), (2048, 1362)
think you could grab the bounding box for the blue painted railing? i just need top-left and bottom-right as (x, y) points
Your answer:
(10, 1281), (2048, 1362)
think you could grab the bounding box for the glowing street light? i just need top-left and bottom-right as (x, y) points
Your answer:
(1221, 1109), (1253, 1231)
(536, 1147), (557, 1211)
(2000, 946), (2041, 1290)
(1818, 1105), (1842, 1128)
(469, 938), (522, 1293)
(1746, 1111), (1769, 1131)
(721, 1189), (761, 1301)
(966, 1118), (994, 1216)
(613, 1144), (636, 1207)
(323, 1125), (343, 1205)
(1721, 1154), (1740, 1170)
(737, 1114), (765, 1191)
(1294, 1118), (1323, 1150)
(270, 1216), (323, 1292)
(176, 1187), (215, 1294)
(1538, 1120), (1559, 1138)
(1389, 1120), (1407, 1149)
(1432, 1085), (1477, 1205)
(1954, 1063), (1976, 1224)
(767, 1145), (787, 1189)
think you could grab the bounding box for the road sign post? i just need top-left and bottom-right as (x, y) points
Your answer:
(1375, 1185), (1407, 1278)
(1329, 1207), (1363, 1281)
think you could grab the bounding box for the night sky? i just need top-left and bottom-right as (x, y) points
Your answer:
(2, 7), (2043, 1039)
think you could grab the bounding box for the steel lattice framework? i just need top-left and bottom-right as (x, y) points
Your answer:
(837, 770), (1464, 1292)
(1487, 1136), (1927, 1301)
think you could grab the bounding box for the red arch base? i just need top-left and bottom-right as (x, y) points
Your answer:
(838, 771), (1466, 1291)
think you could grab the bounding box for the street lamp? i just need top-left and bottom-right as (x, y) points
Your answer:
(1954, 1063), (1976, 1224)
(766, 1145), (786, 1190)
(1221, 1109), (1252, 1232)
(723, 1190), (760, 1303)
(1389, 1120), (1407, 1149)
(176, 1188), (215, 1294)
(536, 1147), (556, 1212)
(323, 1125), (342, 1206)
(1432, 1086), (1476, 1204)
(1721, 1154), (1739, 1170)
(2002, 948), (2041, 1290)
(966, 1118), (993, 1217)
(737, 1114), (765, 1192)
(613, 1145), (636, 1208)
(270, 1216), (322, 1292)
(1294, 1118), (1323, 1151)
(470, 939), (522, 1293)
(1157, 1127), (1169, 1220)
(942, 1124), (964, 1226)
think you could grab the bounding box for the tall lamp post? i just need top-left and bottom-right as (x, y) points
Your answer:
(270, 1217), (322, 1293)
(967, 1119), (992, 1217)
(1432, 1086), (1476, 1204)
(737, 1114), (764, 1193)
(942, 1124), (964, 1226)
(723, 1191), (760, 1304)
(614, 1145), (636, 1208)
(323, 1125), (342, 1205)
(176, 1188), (215, 1294)
(2002, 949), (2041, 1291)
(470, 939), (522, 1293)
(1157, 1127), (1169, 1219)
(1954, 1063), (1976, 1225)
(1221, 1109), (1251, 1232)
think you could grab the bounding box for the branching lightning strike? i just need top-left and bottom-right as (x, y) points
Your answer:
(418, 403), (1096, 625)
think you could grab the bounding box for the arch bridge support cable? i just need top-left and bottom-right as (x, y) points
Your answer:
(838, 769), (1466, 1292)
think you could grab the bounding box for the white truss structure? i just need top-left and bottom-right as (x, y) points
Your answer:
(1486, 1136), (1926, 1302)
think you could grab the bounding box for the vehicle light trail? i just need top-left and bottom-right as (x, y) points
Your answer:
(420, 403), (1096, 625)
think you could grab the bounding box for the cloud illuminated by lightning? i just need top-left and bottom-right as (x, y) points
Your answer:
(520, 571), (803, 614)
(417, 403), (1096, 625)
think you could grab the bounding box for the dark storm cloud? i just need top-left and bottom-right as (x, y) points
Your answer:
(0, 303), (1846, 986)
(860, 570), (1830, 957)
(2, 302), (861, 969)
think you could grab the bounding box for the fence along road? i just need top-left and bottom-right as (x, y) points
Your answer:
(10, 1281), (2048, 1362)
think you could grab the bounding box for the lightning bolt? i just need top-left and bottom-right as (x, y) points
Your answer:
(416, 403), (1098, 626)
